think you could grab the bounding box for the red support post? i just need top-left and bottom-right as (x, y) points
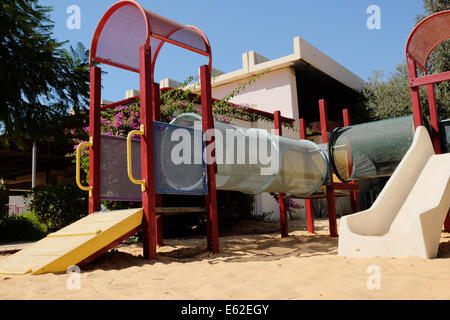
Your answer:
(89, 66), (102, 214)
(342, 109), (359, 213)
(319, 99), (329, 144)
(299, 118), (314, 234)
(274, 111), (288, 237)
(200, 65), (219, 253)
(319, 99), (338, 237)
(407, 60), (423, 129)
(426, 84), (442, 154)
(139, 46), (157, 260)
(152, 82), (164, 246)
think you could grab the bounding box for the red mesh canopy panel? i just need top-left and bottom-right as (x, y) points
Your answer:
(91, 1), (211, 73)
(406, 10), (450, 70)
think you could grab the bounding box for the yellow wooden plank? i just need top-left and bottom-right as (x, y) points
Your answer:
(0, 208), (143, 275)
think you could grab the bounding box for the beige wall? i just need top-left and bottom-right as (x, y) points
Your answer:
(211, 67), (299, 129)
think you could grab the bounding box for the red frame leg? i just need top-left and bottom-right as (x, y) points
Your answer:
(305, 199), (314, 233)
(444, 210), (450, 233)
(200, 65), (219, 253)
(326, 185), (338, 237)
(88, 66), (101, 214)
(139, 46), (157, 260)
(275, 111), (289, 237)
(299, 118), (315, 233)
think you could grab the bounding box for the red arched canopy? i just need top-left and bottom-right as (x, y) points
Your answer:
(90, 0), (212, 73)
(405, 10), (450, 71)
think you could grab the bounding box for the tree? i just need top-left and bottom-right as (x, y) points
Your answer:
(363, 0), (450, 120)
(363, 64), (424, 120)
(0, 0), (90, 148)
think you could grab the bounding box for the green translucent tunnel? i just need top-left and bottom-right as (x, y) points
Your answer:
(168, 113), (416, 196)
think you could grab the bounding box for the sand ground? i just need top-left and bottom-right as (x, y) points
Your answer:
(1, 218), (450, 300)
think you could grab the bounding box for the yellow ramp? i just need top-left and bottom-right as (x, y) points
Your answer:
(0, 208), (143, 275)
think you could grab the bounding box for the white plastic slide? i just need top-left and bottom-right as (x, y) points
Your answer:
(338, 126), (450, 259)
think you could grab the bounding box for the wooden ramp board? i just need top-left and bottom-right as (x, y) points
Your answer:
(0, 208), (143, 275)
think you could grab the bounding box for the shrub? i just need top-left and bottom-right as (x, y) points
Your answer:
(27, 182), (88, 231)
(0, 211), (48, 242)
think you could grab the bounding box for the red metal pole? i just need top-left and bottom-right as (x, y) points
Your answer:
(89, 66), (101, 214)
(200, 65), (219, 253)
(319, 99), (329, 143)
(426, 84), (442, 154)
(139, 46), (157, 260)
(426, 84), (450, 232)
(274, 111), (288, 237)
(319, 99), (338, 237)
(299, 118), (315, 233)
(407, 60), (423, 129)
(152, 82), (164, 246)
(342, 109), (359, 213)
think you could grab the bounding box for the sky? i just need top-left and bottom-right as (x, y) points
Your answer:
(40, 0), (426, 102)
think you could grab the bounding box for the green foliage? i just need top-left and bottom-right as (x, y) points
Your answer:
(216, 191), (255, 230)
(362, 64), (426, 120)
(0, 0), (90, 148)
(0, 179), (8, 221)
(363, 0), (450, 121)
(419, 0), (449, 14)
(0, 211), (48, 242)
(27, 182), (88, 231)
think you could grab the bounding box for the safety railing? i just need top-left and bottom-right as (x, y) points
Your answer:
(76, 137), (93, 197)
(127, 125), (146, 192)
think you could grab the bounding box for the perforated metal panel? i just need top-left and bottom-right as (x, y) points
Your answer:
(100, 135), (142, 201)
(92, 3), (209, 72)
(99, 122), (207, 201)
(153, 121), (207, 195)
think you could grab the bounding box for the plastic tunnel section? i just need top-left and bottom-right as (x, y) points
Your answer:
(170, 113), (328, 197)
(329, 116), (415, 182)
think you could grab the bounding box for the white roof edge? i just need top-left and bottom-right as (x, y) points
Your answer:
(189, 36), (365, 92)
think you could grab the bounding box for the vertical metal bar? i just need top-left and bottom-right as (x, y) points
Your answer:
(342, 109), (359, 213)
(200, 65), (219, 253)
(89, 66), (102, 214)
(299, 118), (314, 234)
(274, 110), (288, 237)
(31, 143), (36, 189)
(326, 186), (338, 237)
(425, 84), (450, 232)
(407, 60), (423, 128)
(426, 84), (442, 154)
(152, 82), (164, 247)
(139, 46), (157, 260)
(319, 99), (338, 237)
(319, 99), (329, 144)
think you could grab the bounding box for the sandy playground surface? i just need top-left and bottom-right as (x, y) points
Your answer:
(1, 218), (450, 300)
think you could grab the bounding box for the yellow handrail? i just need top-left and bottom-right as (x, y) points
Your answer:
(76, 137), (93, 197)
(127, 125), (145, 192)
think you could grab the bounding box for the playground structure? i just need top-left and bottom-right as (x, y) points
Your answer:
(0, 3), (449, 275)
(338, 10), (450, 258)
(339, 126), (450, 258)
